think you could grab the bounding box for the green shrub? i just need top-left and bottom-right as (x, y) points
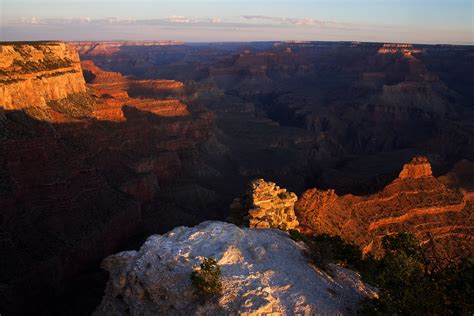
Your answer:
(191, 257), (222, 301)
(288, 229), (304, 242)
(46, 92), (95, 118)
(286, 230), (364, 270)
(292, 231), (473, 315)
(359, 233), (474, 315)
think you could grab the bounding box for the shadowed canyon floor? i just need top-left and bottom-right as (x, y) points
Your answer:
(73, 41), (474, 193)
(1, 41), (473, 315)
(1, 43), (216, 315)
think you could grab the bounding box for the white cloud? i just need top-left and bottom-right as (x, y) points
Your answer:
(12, 16), (225, 27)
(241, 15), (353, 29)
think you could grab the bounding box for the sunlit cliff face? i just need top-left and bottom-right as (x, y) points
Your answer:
(1, 40), (473, 315)
(0, 42), (88, 111)
(0, 42), (214, 315)
(295, 156), (474, 263)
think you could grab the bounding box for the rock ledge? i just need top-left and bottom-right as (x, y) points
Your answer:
(95, 221), (376, 315)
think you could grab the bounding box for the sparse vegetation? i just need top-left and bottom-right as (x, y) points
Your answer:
(359, 233), (474, 315)
(24, 106), (53, 122)
(12, 57), (73, 73)
(289, 231), (367, 271)
(37, 69), (79, 79)
(46, 92), (95, 118)
(191, 257), (222, 301)
(290, 231), (474, 315)
(0, 78), (26, 84)
(286, 230), (474, 315)
(288, 229), (304, 242)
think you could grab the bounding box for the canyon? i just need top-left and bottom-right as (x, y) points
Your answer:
(73, 40), (474, 194)
(295, 156), (474, 265)
(1, 40), (473, 315)
(0, 42), (215, 315)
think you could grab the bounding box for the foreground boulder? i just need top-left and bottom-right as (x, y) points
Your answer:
(95, 221), (376, 315)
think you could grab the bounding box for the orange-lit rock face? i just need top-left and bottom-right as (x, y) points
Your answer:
(0, 47), (213, 315)
(378, 43), (424, 56)
(82, 60), (188, 121)
(229, 179), (300, 230)
(93, 99), (190, 122)
(81, 60), (126, 84)
(398, 156), (433, 179)
(0, 42), (87, 110)
(295, 156), (474, 264)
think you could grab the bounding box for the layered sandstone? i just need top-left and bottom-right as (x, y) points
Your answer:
(295, 156), (474, 264)
(70, 41), (184, 56)
(76, 61), (214, 207)
(0, 45), (214, 314)
(398, 155), (433, 179)
(81, 60), (184, 99)
(95, 221), (376, 315)
(78, 60), (190, 123)
(0, 42), (90, 115)
(230, 179), (300, 230)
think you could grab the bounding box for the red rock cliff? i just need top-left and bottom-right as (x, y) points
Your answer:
(295, 156), (474, 265)
(0, 42), (89, 112)
(0, 45), (213, 315)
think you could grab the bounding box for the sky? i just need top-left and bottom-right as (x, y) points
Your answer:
(0, 0), (473, 44)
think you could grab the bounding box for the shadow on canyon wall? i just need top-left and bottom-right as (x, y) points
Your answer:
(2, 41), (474, 315)
(0, 105), (217, 315)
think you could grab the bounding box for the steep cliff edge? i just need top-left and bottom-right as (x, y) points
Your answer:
(0, 42), (93, 118)
(95, 221), (376, 315)
(295, 156), (474, 265)
(0, 44), (215, 315)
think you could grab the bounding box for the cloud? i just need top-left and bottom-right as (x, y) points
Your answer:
(8, 14), (467, 44)
(165, 16), (222, 24)
(241, 15), (354, 29)
(11, 16), (224, 26)
(242, 15), (323, 27)
(11, 15), (351, 29)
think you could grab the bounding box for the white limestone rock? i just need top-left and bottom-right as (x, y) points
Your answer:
(94, 221), (376, 315)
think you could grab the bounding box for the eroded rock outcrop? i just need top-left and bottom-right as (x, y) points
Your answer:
(95, 221), (376, 315)
(0, 44), (215, 315)
(295, 156), (474, 264)
(398, 155), (433, 179)
(0, 42), (93, 118)
(229, 179), (300, 230)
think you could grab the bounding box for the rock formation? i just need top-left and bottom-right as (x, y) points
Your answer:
(94, 221), (376, 315)
(70, 41), (184, 56)
(295, 156), (474, 265)
(0, 42), (92, 118)
(229, 179), (300, 230)
(0, 43), (214, 315)
(72, 41), (474, 197)
(398, 155), (433, 179)
(378, 43), (424, 56)
(80, 60), (190, 123)
(2, 40), (474, 314)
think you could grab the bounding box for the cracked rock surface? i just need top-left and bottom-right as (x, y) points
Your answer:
(95, 221), (376, 315)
